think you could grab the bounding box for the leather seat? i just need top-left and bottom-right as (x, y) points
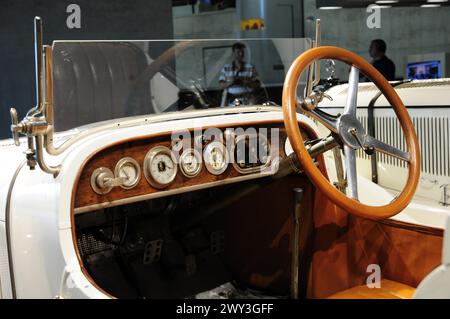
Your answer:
(414, 216), (450, 298)
(52, 42), (153, 132)
(327, 279), (415, 299)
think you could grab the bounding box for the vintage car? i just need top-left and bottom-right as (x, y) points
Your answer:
(0, 17), (449, 299)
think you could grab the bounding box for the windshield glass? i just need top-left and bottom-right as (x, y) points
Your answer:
(51, 38), (311, 132)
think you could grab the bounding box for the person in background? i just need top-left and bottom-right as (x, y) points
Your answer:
(219, 42), (261, 106)
(369, 39), (396, 81)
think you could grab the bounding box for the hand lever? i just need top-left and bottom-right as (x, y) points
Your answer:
(102, 176), (127, 188)
(291, 188), (303, 299)
(96, 172), (127, 189)
(348, 128), (374, 155)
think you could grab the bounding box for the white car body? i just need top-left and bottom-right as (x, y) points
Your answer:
(0, 108), (318, 298)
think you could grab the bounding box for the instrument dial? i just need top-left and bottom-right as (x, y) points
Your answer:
(203, 141), (229, 175)
(114, 157), (141, 189)
(179, 148), (202, 178)
(233, 133), (271, 173)
(144, 146), (177, 189)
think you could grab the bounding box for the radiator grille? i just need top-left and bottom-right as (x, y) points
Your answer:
(356, 115), (450, 177)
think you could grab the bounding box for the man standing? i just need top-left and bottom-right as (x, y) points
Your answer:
(369, 39), (396, 81)
(219, 42), (261, 106)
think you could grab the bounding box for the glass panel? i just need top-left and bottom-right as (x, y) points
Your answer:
(51, 38), (311, 132)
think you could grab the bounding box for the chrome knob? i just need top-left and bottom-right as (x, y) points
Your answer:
(90, 167), (127, 194)
(90, 167), (114, 194)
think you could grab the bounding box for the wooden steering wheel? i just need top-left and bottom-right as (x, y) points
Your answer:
(282, 46), (420, 220)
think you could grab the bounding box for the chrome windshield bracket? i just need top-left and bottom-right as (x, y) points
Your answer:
(9, 17), (60, 177)
(304, 19), (321, 99)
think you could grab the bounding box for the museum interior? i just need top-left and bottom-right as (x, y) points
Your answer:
(0, 0), (449, 301)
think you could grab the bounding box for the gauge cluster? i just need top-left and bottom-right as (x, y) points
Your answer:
(86, 126), (285, 202)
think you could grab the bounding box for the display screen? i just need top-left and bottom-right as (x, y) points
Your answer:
(407, 60), (442, 80)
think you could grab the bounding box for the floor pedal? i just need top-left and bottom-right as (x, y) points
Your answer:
(143, 239), (163, 265)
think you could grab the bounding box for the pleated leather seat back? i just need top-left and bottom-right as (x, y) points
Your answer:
(52, 42), (152, 131)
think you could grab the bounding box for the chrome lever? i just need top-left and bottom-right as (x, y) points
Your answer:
(319, 92), (333, 102)
(100, 176), (127, 188)
(299, 90), (333, 111)
(348, 128), (374, 155)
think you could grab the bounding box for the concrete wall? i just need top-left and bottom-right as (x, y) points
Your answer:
(172, 1), (305, 90)
(0, 0), (173, 139)
(303, 0), (450, 81)
(174, 7), (240, 39)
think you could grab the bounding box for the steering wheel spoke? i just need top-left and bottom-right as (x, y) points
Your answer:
(343, 145), (358, 200)
(364, 135), (410, 162)
(344, 66), (359, 116)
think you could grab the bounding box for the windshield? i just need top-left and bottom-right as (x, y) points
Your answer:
(51, 38), (311, 132)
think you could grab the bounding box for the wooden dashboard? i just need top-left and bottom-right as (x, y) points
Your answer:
(73, 121), (307, 214)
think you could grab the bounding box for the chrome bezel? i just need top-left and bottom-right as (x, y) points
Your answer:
(114, 157), (141, 189)
(203, 141), (229, 175)
(144, 145), (178, 189)
(231, 132), (272, 174)
(90, 167), (114, 195)
(179, 148), (202, 178)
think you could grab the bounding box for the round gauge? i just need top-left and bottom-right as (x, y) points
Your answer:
(144, 146), (178, 189)
(179, 148), (202, 178)
(203, 141), (229, 175)
(114, 157), (141, 189)
(232, 133), (271, 173)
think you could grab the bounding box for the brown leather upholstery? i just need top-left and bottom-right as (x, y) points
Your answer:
(309, 191), (443, 299)
(327, 279), (415, 299)
(52, 42), (153, 131)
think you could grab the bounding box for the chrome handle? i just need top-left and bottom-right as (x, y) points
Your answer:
(10, 108), (21, 146)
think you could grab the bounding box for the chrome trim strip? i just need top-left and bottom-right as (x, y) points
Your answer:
(5, 160), (26, 298)
(74, 170), (275, 215)
(47, 106), (282, 155)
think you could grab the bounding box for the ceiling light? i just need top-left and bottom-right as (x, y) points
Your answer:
(375, 0), (398, 3)
(421, 3), (441, 6)
(318, 6), (342, 9)
(426, 0), (448, 3)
